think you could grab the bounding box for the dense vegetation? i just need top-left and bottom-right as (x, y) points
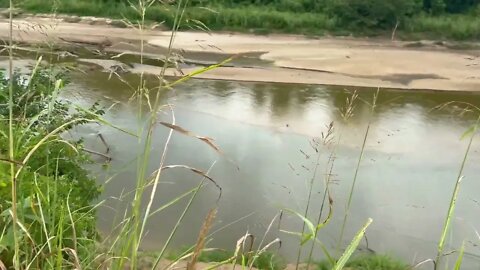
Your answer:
(3, 0), (480, 40)
(0, 68), (103, 268)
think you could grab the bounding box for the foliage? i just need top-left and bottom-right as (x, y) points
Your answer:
(424, 0), (480, 13)
(424, 0), (447, 13)
(317, 255), (409, 270)
(326, 0), (422, 29)
(167, 249), (285, 270)
(4, 0), (480, 40)
(404, 13), (480, 40)
(0, 68), (103, 268)
(0, 0), (479, 40)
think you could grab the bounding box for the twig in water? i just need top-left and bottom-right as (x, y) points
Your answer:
(98, 133), (110, 154)
(82, 148), (112, 162)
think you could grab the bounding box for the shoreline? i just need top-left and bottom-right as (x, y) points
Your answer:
(0, 16), (480, 91)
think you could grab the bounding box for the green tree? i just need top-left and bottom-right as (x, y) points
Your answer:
(445, 0), (479, 12)
(423, 0), (446, 13)
(328, 0), (422, 29)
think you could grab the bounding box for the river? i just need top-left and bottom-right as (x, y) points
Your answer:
(58, 68), (480, 269)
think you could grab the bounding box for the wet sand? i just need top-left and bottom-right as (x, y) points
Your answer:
(1, 16), (479, 91)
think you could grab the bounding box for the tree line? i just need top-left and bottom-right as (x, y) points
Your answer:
(190, 0), (479, 13)
(194, 0), (478, 29)
(107, 0), (479, 31)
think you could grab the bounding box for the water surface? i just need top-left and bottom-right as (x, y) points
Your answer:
(64, 71), (480, 268)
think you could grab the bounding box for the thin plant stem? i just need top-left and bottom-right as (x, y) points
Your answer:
(295, 148), (322, 269)
(8, 0), (20, 268)
(112, 0), (191, 267)
(434, 115), (479, 269)
(127, 0), (190, 266)
(337, 89), (379, 255)
(137, 106), (175, 251)
(306, 144), (338, 268)
(152, 172), (212, 269)
(129, 1), (149, 267)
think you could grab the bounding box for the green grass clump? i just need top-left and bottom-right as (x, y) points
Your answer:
(0, 67), (104, 268)
(404, 14), (480, 40)
(198, 250), (233, 262)
(167, 248), (285, 270)
(317, 255), (408, 270)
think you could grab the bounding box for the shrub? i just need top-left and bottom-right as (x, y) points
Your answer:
(0, 68), (103, 268)
(327, 0), (422, 29)
(317, 255), (408, 270)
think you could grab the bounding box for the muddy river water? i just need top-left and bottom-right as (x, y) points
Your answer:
(57, 68), (480, 268)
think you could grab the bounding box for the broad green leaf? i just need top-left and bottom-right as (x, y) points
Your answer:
(166, 56), (235, 88)
(284, 208), (316, 236)
(333, 218), (373, 270)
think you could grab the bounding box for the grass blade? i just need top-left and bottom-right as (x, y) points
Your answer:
(159, 122), (223, 154)
(333, 218), (373, 270)
(454, 241), (465, 270)
(284, 208), (315, 237)
(435, 116), (479, 269)
(338, 90), (378, 255)
(435, 175), (464, 268)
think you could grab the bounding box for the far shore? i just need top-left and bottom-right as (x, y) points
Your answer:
(1, 15), (480, 91)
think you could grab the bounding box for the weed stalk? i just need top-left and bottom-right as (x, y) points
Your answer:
(337, 89), (379, 255)
(295, 147), (323, 269)
(8, 0), (20, 268)
(434, 115), (480, 269)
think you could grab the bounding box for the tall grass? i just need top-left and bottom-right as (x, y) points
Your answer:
(1, 0), (252, 267)
(306, 131), (336, 269)
(293, 133), (326, 270)
(405, 13), (480, 40)
(103, 0), (200, 268)
(3, 2), (102, 264)
(294, 122), (335, 270)
(434, 114), (480, 269)
(1, 0), (218, 268)
(3, 0), (480, 268)
(337, 90), (378, 255)
(7, 0), (20, 268)
(89, 0), (237, 268)
(4, 0), (480, 39)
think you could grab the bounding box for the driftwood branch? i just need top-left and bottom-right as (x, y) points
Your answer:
(82, 148), (112, 162)
(98, 133), (110, 154)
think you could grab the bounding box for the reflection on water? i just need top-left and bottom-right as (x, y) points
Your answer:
(65, 71), (480, 268)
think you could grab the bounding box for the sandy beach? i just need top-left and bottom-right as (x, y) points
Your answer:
(0, 16), (479, 91)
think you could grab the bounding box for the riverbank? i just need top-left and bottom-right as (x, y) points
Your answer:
(2, 0), (480, 41)
(1, 15), (480, 91)
(159, 249), (409, 270)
